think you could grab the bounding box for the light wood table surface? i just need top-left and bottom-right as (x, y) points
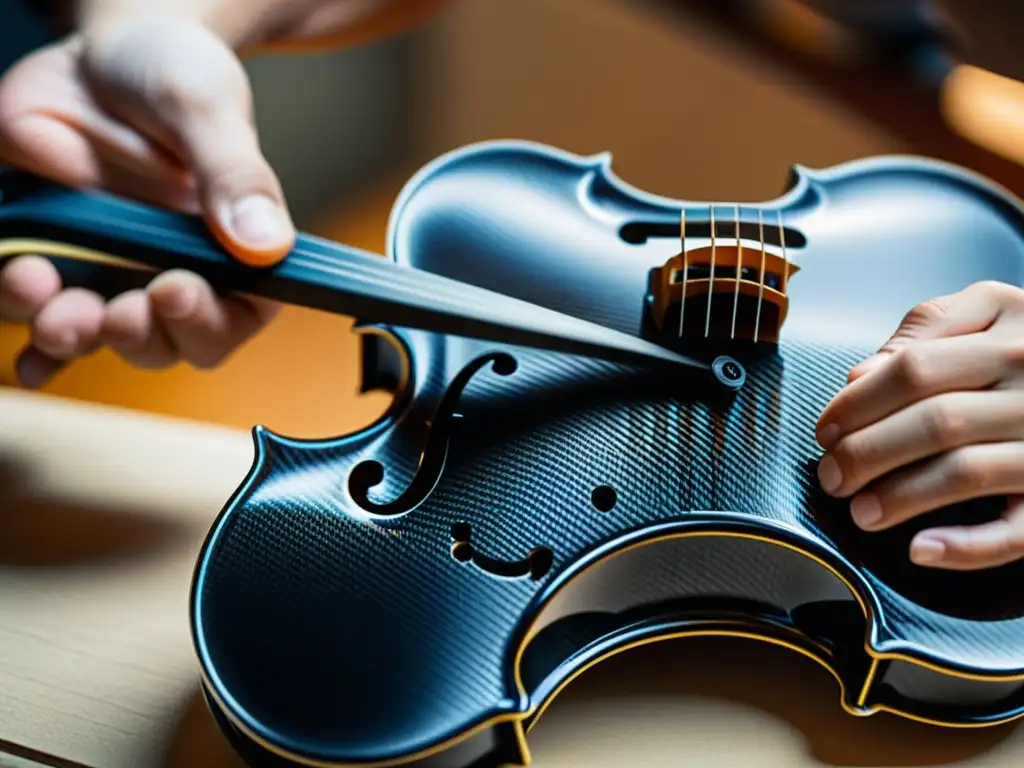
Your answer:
(2, 387), (1023, 768)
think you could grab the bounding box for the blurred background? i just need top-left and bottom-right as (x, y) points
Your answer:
(2, 0), (1023, 439)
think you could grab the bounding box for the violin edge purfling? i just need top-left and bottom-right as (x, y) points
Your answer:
(3, 139), (1024, 768)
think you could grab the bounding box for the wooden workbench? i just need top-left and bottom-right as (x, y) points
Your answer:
(2, 387), (1024, 768)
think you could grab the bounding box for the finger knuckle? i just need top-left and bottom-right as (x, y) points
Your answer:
(954, 536), (998, 562)
(944, 450), (990, 493)
(60, 287), (103, 305)
(972, 279), (1024, 308)
(956, 521), (1015, 563)
(144, 67), (204, 120)
(893, 347), (933, 390)
(1002, 337), (1024, 370)
(922, 397), (968, 445)
(902, 297), (949, 328)
(833, 434), (875, 478)
(149, 269), (206, 291)
(139, 37), (250, 122)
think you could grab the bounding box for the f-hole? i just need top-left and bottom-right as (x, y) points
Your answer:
(450, 522), (553, 580)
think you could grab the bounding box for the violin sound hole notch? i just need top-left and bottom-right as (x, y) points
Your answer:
(590, 485), (617, 512)
(449, 522), (553, 581)
(619, 219), (806, 248)
(357, 331), (405, 395)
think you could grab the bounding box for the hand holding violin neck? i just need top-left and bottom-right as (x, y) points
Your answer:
(0, 168), (736, 382)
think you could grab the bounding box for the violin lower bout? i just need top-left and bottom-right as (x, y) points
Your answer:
(190, 327), (1024, 768)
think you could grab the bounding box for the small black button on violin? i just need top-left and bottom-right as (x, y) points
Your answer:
(2, 140), (1024, 768)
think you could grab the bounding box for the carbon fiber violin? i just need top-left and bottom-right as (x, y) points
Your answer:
(2, 139), (1024, 768)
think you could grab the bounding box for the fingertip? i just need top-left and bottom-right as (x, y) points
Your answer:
(15, 347), (65, 389)
(816, 422), (841, 451)
(909, 533), (947, 567)
(148, 270), (204, 320)
(101, 290), (152, 348)
(208, 194), (295, 267)
(847, 352), (888, 383)
(32, 288), (104, 358)
(0, 254), (63, 321)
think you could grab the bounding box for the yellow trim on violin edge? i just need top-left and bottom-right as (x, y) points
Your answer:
(0, 238), (152, 272)
(523, 623), (860, 732)
(194, 529), (1024, 768)
(0, 239), (153, 389)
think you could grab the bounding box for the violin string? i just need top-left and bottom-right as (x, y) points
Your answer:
(262, 238), (545, 325)
(778, 208), (790, 294)
(289, 230), (699, 356)
(281, 207), (786, 352)
(754, 210), (766, 344)
(295, 247), (488, 311)
(678, 208), (687, 339)
(731, 204), (742, 340)
(705, 206), (716, 339)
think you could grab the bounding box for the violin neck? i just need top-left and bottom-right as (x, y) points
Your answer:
(0, 168), (467, 330)
(0, 169), (710, 371)
(0, 169), (381, 304)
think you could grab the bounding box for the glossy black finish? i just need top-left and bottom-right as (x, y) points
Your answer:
(199, 141), (1024, 766)
(3, 139), (1024, 767)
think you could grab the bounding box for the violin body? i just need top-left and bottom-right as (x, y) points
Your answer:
(182, 141), (1024, 768)
(3, 139), (1024, 768)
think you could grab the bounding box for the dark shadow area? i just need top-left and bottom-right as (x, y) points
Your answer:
(807, 458), (1024, 622)
(163, 685), (247, 768)
(527, 635), (1019, 767)
(0, 452), (195, 569)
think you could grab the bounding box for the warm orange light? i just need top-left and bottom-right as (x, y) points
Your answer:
(941, 64), (1024, 166)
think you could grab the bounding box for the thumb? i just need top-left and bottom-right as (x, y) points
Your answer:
(179, 107), (296, 267)
(849, 282), (1002, 382)
(108, 20), (296, 266)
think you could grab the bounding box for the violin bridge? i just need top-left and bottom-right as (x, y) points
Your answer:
(649, 207), (799, 347)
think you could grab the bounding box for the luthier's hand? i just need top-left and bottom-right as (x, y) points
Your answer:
(816, 280), (1024, 570)
(0, 0), (444, 387)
